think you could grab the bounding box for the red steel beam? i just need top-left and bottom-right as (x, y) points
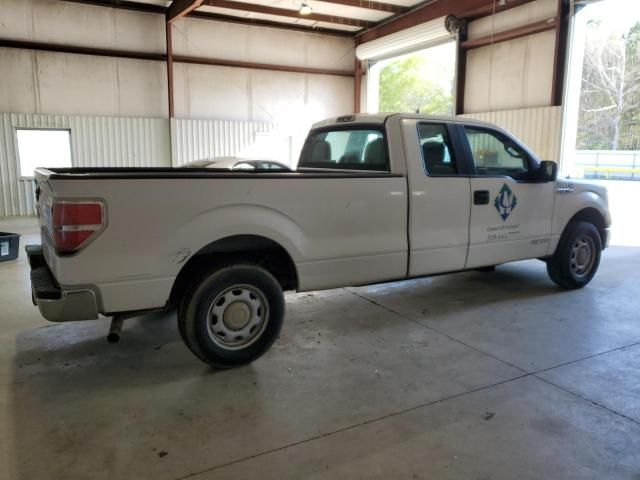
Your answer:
(60, 0), (165, 14)
(0, 38), (166, 61)
(458, 0), (536, 20)
(357, 0), (539, 44)
(167, 0), (204, 23)
(460, 17), (556, 50)
(58, 0), (354, 36)
(455, 26), (468, 115)
(188, 9), (354, 35)
(354, 59), (363, 112)
(173, 54), (355, 76)
(0, 38), (354, 77)
(317, 0), (408, 14)
(550, 0), (569, 106)
(201, 0), (373, 28)
(166, 23), (175, 118)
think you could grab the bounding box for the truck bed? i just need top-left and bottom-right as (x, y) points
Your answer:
(34, 166), (409, 314)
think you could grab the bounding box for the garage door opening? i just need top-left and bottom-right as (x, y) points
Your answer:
(562, 0), (640, 246)
(367, 41), (456, 115)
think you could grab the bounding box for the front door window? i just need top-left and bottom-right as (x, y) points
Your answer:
(464, 127), (532, 181)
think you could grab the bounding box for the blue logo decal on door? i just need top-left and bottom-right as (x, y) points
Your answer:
(495, 183), (517, 221)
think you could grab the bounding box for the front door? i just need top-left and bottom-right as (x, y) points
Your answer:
(462, 125), (555, 269)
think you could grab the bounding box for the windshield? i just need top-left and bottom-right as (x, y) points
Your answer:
(298, 128), (389, 171)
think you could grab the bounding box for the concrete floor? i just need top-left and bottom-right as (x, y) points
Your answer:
(1, 216), (640, 480)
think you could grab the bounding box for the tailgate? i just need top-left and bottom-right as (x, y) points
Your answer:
(34, 169), (54, 239)
(32, 167), (108, 280)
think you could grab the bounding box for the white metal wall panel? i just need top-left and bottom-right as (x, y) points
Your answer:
(0, 113), (170, 217)
(460, 106), (563, 162)
(171, 118), (276, 166)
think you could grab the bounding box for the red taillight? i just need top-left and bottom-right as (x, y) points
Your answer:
(51, 201), (105, 254)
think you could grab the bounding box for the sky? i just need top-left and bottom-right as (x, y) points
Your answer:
(584, 0), (640, 34)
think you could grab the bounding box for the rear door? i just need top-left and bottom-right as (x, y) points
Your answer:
(402, 119), (472, 276)
(461, 125), (555, 268)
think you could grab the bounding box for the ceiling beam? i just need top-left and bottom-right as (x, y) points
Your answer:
(201, 0), (373, 28)
(59, 0), (354, 36)
(457, 0), (536, 20)
(167, 0), (204, 23)
(315, 0), (408, 14)
(60, 0), (165, 14)
(189, 9), (354, 35)
(357, 0), (537, 44)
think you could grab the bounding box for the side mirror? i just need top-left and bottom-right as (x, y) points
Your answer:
(537, 161), (558, 182)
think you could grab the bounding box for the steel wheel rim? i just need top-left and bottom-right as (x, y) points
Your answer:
(206, 284), (269, 350)
(569, 236), (596, 279)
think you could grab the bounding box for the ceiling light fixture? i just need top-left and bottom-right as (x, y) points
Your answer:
(299, 2), (312, 15)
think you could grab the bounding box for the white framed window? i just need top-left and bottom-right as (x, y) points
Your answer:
(16, 128), (72, 178)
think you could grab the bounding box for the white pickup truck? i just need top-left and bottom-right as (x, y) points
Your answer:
(27, 113), (611, 367)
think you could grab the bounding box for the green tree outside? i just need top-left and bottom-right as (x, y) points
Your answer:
(577, 21), (640, 150)
(378, 55), (453, 115)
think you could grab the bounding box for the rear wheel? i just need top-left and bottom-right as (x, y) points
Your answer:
(178, 264), (285, 367)
(547, 221), (602, 289)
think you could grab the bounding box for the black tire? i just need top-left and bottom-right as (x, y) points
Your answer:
(547, 220), (602, 289)
(178, 264), (285, 368)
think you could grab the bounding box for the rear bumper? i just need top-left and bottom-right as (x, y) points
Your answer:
(26, 245), (99, 322)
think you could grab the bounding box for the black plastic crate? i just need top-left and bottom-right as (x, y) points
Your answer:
(0, 232), (20, 262)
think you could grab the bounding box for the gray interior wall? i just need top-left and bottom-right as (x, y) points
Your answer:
(170, 118), (278, 166)
(0, 0), (355, 123)
(0, 0), (356, 216)
(461, 106), (563, 161)
(463, 0), (558, 114)
(171, 16), (355, 157)
(0, 48), (170, 118)
(0, 113), (171, 217)
(459, 0), (563, 168)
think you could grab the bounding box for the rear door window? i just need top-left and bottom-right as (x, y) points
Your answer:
(299, 128), (389, 171)
(417, 123), (458, 175)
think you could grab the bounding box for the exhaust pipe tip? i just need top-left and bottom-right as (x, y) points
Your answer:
(107, 316), (124, 344)
(107, 332), (120, 343)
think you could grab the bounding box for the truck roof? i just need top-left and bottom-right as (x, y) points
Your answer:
(311, 113), (497, 129)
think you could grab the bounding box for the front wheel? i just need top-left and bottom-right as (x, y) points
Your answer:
(178, 264), (285, 367)
(547, 220), (602, 289)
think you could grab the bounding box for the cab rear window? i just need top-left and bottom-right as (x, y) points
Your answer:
(298, 128), (389, 171)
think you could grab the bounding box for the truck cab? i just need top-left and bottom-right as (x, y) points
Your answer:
(300, 114), (609, 275)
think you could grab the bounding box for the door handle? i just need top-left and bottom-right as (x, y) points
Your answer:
(474, 190), (490, 205)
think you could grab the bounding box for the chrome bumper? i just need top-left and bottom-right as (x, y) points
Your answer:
(26, 245), (99, 322)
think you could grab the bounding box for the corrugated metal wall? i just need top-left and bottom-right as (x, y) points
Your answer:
(461, 106), (563, 162)
(1, 108), (563, 217)
(171, 118), (276, 166)
(0, 113), (170, 216)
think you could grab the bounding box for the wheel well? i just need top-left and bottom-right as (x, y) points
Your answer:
(568, 208), (607, 241)
(169, 235), (298, 306)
